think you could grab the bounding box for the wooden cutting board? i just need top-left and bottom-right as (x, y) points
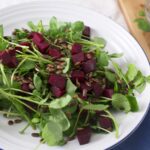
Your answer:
(118, 0), (150, 61)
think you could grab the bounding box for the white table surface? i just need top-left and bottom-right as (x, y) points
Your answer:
(0, 0), (128, 30)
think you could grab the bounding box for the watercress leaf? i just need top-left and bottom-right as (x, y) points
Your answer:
(105, 70), (116, 83)
(66, 78), (77, 96)
(126, 95), (139, 112)
(133, 71), (145, 87)
(27, 21), (37, 31)
(114, 81), (119, 92)
(63, 58), (70, 73)
(42, 120), (63, 146)
(139, 10), (145, 16)
(37, 20), (44, 33)
(126, 64), (138, 82)
(135, 18), (150, 32)
(19, 60), (36, 74)
(0, 36), (9, 51)
(50, 109), (70, 131)
(71, 21), (84, 32)
(49, 94), (72, 109)
(97, 51), (109, 67)
(135, 81), (146, 93)
(0, 25), (4, 37)
(92, 37), (106, 48)
(146, 75), (150, 83)
(49, 17), (58, 38)
(33, 74), (42, 91)
(112, 62), (129, 87)
(109, 53), (123, 58)
(112, 93), (131, 112)
(83, 104), (109, 111)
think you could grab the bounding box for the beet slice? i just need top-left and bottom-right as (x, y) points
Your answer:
(103, 88), (114, 98)
(93, 82), (103, 97)
(36, 41), (49, 54)
(71, 43), (82, 55)
(99, 116), (113, 131)
(82, 26), (91, 37)
(48, 74), (66, 90)
(72, 52), (84, 64)
(31, 32), (44, 43)
(82, 59), (96, 73)
(1, 50), (18, 68)
(48, 48), (61, 59)
(80, 82), (92, 92)
(77, 126), (92, 145)
(21, 83), (30, 92)
(71, 70), (85, 82)
(51, 86), (65, 97)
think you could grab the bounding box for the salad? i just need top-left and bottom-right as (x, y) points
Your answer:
(0, 17), (150, 146)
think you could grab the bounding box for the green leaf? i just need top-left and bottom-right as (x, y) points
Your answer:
(109, 53), (123, 58)
(0, 25), (4, 37)
(114, 81), (119, 92)
(135, 18), (150, 32)
(97, 51), (109, 67)
(83, 104), (109, 111)
(133, 71), (145, 87)
(92, 37), (106, 48)
(63, 58), (70, 73)
(0, 36), (9, 51)
(27, 21), (37, 31)
(126, 95), (139, 112)
(112, 93), (131, 112)
(49, 17), (58, 38)
(42, 121), (63, 146)
(146, 75), (150, 83)
(135, 82), (146, 93)
(105, 70), (116, 83)
(37, 20), (44, 33)
(126, 64), (138, 82)
(71, 21), (84, 32)
(66, 78), (77, 96)
(49, 94), (72, 109)
(19, 60), (36, 74)
(50, 109), (70, 131)
(33, 74), (42, 91)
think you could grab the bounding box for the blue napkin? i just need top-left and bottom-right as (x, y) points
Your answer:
(111, 108), (150, 150)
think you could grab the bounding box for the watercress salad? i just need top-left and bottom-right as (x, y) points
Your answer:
(0, 17), (150, 146)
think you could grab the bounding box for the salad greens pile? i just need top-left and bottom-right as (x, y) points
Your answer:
(0, 17), (150, 146)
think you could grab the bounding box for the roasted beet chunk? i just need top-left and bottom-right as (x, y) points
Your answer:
(93, 82), (103, 97)
(0, 50), (18, 68)
(72, 52), (84, 64)
(48, 74), (66, 90)
(71, 43), (82, 54)
(21, 83), (30, 92)
(71, 70), (85, 82)
(99, 116), (113, 131)
(82, 59), (96, 73)
(77, 126), (92, 145)
(36, 41), (49, 54)
(80, 82), (92, 92)
(48, 48), (61, 59)
(51, 86), (65, 97)
(103, 88), (113, 98)
(82, 26), (91, 37)
(31, 32), (44, 43)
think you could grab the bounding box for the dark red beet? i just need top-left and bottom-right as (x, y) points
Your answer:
(20, 42), (31, 47)
(80, 82), (92, 92)
(48, 48), (61, 59)
(71, 70), (85, 82)
(51, 86), (65, 97)
(77, 126), (92, 145)
(21, 83), (30, 92)
(32, 32), (44, 43)
(82, 59), (96, 73)
(93, 82), (103, 97)
(36, 41), (49, 54)
(103, 88), (114, 98)
(0, 50), (18, 68)
(48, 74), (66, 90)
(71, 43), (82, 55)
(72, 52), (84, 64)
(78, 93), (87, 100)
(82, 26), (91, 37)
(99, 116), (113, 131)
